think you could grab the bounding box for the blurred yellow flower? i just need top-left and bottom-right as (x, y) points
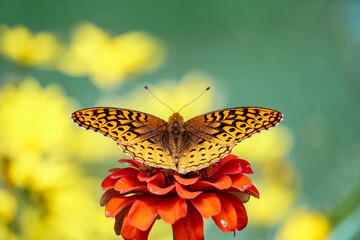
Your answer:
(275, 209), (331, 240)
(98, 71), (218, 121)
(0, 24), (62, 67)
(0, 77), (120, 239)
(0, 189), (17, 223)
(57, 22), (165, 89)
(0, 77), (117, 164)
(0, 78), (75, 159)
(233, 126), (293, 163)
(246, 181), (296, 225)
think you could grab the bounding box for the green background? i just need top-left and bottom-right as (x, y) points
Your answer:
(1, 0), (359, 239)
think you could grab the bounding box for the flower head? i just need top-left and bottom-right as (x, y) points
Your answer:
(57, 22), (165, 89)
(0, 24), (62, 67)
(101, 154), (258, 240)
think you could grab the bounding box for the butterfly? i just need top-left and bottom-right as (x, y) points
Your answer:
(72, 106), (283, 173)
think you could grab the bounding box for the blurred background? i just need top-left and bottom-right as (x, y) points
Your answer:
(0, 1), (359, 240)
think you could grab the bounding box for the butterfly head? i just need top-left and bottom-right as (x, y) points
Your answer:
(168, 112), (184, 134)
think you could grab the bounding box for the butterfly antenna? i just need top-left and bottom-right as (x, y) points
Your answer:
(145, 85), (174, 113)
(177, 86), (210, 113)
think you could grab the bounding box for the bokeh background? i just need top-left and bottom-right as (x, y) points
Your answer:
(1, 1), (359, 240)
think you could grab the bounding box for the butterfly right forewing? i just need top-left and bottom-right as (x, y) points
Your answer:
(177, 107), (283, 173)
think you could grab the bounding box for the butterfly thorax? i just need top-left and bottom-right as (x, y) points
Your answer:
(167, 112), (187, 164)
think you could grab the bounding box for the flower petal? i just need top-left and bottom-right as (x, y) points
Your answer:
(157, 196), (187, 224)
(190, 193), (221, 219)
(121, 212), (154, 240)
(118, 158), (142, 168)
(105, 196), (137, 217)
(245, 185), (260, 198)
(100, 189), (120, 206)
(147, 181), (175, 195)
(174, 175), (200, 185)
(137, 172), (164, 183)
(121, 213), (137, 239)
(114, 176), (148, 194)
(127, 197), (159, 231)
(210, 158), (253, 180)
(114, 208), (129, 235)
(173, 203), (204, 240)
(222, 193), (248, 230)
(231, 174), (252, 191)
(102, 175), (118, 190)
(194, 175), (232, 190)
(212, 196), (237, 233)
(110, 168), (141, 179)
(175, 182), (202, 199)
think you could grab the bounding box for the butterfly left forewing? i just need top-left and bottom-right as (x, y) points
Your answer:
(71, 107), (167, 144)
(179, 107), (283, 172)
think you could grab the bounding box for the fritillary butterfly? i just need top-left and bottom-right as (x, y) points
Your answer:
(72, 106), (283, 173)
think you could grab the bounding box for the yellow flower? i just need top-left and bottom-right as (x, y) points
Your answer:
(0, 77), (121, 239)
(275, 209), (331, 240)
(0, 189), (17, 223)
(0, 78), (75, 159)
(233, 126), (293, 163)
(0, 77), (117, 165)
(246, 181), (296, 225)
(98, 71), (217, 121)
(0, 24), (62, 67)
(57, 22), (165, 89)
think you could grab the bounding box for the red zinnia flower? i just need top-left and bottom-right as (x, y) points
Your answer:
(100, 154), (259, 240)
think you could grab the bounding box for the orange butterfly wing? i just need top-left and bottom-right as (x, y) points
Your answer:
(71, 107), (177, 170)
(177, 107), (283, 173)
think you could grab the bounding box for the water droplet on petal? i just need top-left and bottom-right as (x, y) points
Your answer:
(221, 220), (227, 227)
(105, 211), (111, 217)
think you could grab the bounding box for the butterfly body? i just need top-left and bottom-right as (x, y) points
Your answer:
(72, 107), (283, 173)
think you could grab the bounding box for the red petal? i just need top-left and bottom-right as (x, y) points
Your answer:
(137, 172), (164, 184)
(100, 189), (120, 206)
(114, 208), (130, 235)
(221, 193), (248, 230)
(212, 197), (237, 233)
(108, 167), (122, 173)
(114, 176), (148, 194)
(147, 181), (175, 195)
(174, 175), (200, 185)
(238, 159), (253, 174)
(231, 174), (252, 191)
(194, 175), (232, 190)
(118, 158), (142, 168)
(173, 203), (204, 240)
(127, 197), (159, 231)
(157, 196), (187, 224)
(121, 212), (154, 240)
(121, 213), (137, 239)
(101, 175), (118, 190)
(210, 158), (253, 181)
(175, 182), (202, 199)
(110, 168), (141, 179)
(190, 193), (221, 219)
(105, 196), (138, 217)
(245, 185), (260, 198)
